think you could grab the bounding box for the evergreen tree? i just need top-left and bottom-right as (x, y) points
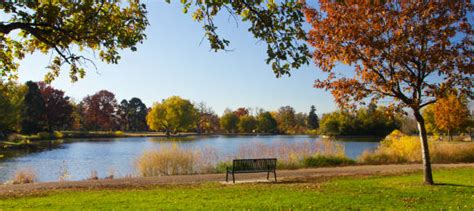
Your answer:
(21, 81), (46, 134)
(308, 105), (319, 130)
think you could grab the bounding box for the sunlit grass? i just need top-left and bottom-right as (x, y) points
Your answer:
(1, 168), (472, 209)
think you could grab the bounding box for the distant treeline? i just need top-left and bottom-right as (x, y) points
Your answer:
(3, 81), (468, 138)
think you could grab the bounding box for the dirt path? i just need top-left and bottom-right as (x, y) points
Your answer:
(1, 163), (472, 196)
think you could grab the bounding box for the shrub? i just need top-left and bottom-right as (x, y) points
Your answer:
(11, 168), (36, 184)
(53, 131), (64, 139)
(303, 155), (355, 167)
(37, 132), (54, 140)
(7, 133), (24, 142)
(114, 131), (124, 136)
(214, 161), (232, 173)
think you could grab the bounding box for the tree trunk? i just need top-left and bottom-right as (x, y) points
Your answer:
(447, 129), (451, 142)
(414, 110), (434, 185)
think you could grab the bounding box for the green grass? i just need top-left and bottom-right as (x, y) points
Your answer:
(1, 168), (473, 209)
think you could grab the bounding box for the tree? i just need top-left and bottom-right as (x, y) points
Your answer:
(38, 82), (73, 131)
(146, 96), (197, 136)
(0, 81), (25, 136)
(220, 111), (239, 133)
(294, 112), (308, 134)
(21, 81), (46, 134)
(432, 94), (470, 141)
(118, 98), (148, 131)
(0, 1), (148, 82)
(274, 106), (296, 134)
(234, 107), (250, 117)
(307, 105), (319, 129)
(81, 90), (119, 131)
(195, 102), (219, 134)
(238, 115), (257, 133)
(256, 111), (278, 134)
(304, 1), (472, 184)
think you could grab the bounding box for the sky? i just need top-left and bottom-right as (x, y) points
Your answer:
(15, 1), (338, 115)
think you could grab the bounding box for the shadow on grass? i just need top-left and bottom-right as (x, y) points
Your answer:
(434, 183), (474, 188)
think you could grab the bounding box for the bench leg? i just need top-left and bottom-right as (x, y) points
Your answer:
(232, 172), (235, 183)
(274, 170), (277, 182)
(226, 171), (228, 182)
(267, 171), (270, 180)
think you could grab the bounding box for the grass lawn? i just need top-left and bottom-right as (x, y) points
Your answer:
(1, 168), (473, 209)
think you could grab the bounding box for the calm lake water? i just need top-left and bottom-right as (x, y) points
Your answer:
(0, 135), (380, 182)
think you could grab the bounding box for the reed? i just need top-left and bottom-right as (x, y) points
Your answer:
(358, 130), (474, 164)
(11, 168), (37, 184)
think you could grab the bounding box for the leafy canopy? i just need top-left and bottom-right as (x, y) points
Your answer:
(0, 0), (148, 82)
(304, 1), (473, 111)
(171, 0), (310, 76)
(146, 96), (197, 134)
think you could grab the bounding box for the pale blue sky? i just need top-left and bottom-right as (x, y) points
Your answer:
(16, 1), (337, 115)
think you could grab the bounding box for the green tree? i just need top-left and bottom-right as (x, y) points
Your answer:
(119, 98), (148, 131)
(256, 111), (278, 134)
(0, 81), (25, 136)
(220, 110), (239, 133)
(146, 96), (197, 136)
(0, 1), (148, 82)
(274, 106), (296, 134)
(21, 81), (47, 134)
(294, 112), (308, 134)
(238, 115), (257, 133)
(307, 105), (319, 130)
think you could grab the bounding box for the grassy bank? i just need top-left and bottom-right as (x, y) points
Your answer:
(1, 168), (472, 209)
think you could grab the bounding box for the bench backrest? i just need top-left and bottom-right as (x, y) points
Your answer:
(232, 158), (277, 172)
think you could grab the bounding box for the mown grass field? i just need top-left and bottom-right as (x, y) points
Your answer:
(0, 168), (472, 209)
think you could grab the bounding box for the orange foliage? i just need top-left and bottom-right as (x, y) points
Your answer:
(303, 1), (472, 110)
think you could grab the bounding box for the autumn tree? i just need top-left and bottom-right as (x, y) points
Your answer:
(0, 1), (148, 82)
(195, 102), (220, 134)
(256, 111), (278, 134)
(38, 82), (74, 131)
(432, 94), (470, 141)
(146, 96), (197, 136)
(81, 90), (119, 131)
(220, 110), (239, 133)
(307, 105), (319, 130)
(234, 107), (250, 118)
(21, 81), (47, 134)
(304, 1), (473, 184)
(274, 106), (297, 134)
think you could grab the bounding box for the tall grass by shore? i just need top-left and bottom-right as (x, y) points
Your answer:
(135, 140), (354, 176)
(358, 130), (474, 164)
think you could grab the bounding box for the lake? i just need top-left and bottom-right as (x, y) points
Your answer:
(0, 135), (380, 183)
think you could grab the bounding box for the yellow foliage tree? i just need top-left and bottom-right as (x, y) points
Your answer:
(432, 94), (470, 141)
(146, 96), (197, 137)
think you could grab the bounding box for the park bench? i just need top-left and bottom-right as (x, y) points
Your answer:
(226, 158), (277, 183)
